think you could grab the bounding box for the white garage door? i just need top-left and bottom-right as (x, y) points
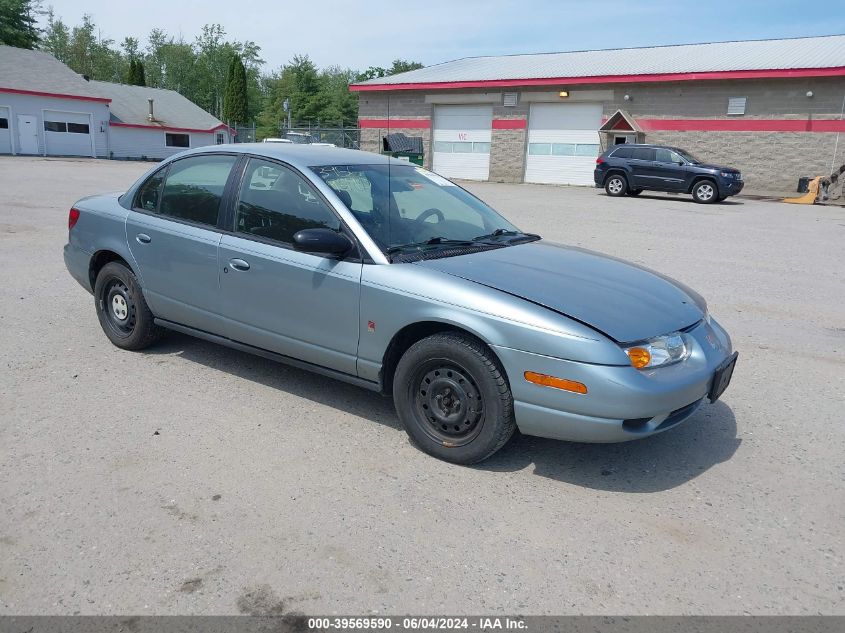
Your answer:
(0, 106), (11, 154)
(433, 105), (492, 181)
(43, 110), (93, 157)
(525, 103), (602, 185)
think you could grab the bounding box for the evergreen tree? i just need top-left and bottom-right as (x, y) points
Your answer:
(223, 54), (248, 125)
(136, 60), (146, 86)
(126, 58), (137, 84)
(0, 0), (40, 49)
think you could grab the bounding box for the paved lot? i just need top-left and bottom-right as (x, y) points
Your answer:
(1, 156), (843, 616)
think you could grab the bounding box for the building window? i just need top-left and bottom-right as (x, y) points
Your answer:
(529, 142), (599, 157)
(165, 133), (190, 148)
(727, 97), (747, 116)
(434, 141), (491, 154)
(216, 132), (225, 144)
(44, 121), (67, 132)
(67, 123), (90, 134)
(0, 118), (8, 129)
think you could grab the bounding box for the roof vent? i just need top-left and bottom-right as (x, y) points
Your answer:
(148, 98), (155, 122)
(503, 92), (518, 107)
(727, 97), (747, 116)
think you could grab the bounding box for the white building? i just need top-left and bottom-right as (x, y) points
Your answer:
(0, 45), (232, 159)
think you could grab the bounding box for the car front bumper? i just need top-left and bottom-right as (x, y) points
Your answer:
(64, 242), (93, 294)
(492, 317), (734, 443)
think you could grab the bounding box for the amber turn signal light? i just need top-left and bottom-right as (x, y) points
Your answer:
(524, 371), (588, 394)
(626, 347), (652, 369)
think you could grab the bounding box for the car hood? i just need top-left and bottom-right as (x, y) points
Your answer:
(414, 241), (705, 343)
(694, 163), (735, 172)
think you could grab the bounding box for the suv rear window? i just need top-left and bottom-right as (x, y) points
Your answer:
(611, 146), (633, 159)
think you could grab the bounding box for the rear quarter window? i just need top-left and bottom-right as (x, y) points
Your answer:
(611, 146), (633, 159)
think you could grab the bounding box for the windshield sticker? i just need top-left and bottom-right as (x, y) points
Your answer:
(414, 168), (456, 187)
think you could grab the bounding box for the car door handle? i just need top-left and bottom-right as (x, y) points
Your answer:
(228, 258), (250, 271)
(136, 233), (151, 244)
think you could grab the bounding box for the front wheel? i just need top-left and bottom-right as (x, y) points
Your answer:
(605, 174), (628, 197)
(692, 180), (718, 204)
(94, 261), (163, 350)
(392, 333), (515, 464)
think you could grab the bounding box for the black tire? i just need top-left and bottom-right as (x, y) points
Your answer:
(392, 332), (515, 464)
(691, 179), (718, 204)
(604, 173), (628, 197)
(94, 261), (163, 350)
(628, 188), (643, 196)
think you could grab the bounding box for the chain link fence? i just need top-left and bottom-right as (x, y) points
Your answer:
(231, 124), (360, 149)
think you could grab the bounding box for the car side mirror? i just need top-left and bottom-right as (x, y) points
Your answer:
(293, 228), (353, 256)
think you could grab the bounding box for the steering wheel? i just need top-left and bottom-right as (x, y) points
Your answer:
(414, 207), (445, 226)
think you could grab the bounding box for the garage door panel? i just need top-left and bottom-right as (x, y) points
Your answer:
(525, 103), (602, 186)
(433, 105), (492, 181)
(43, 110), (92, 157)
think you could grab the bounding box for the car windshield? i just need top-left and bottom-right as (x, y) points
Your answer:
(312, 164), (535, 259)
(674, 149), (701, 164)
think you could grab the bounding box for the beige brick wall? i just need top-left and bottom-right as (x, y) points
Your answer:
(646, 130), (844, 194)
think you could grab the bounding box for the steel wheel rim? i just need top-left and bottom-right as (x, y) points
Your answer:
(102, 279), (136, 337)
(608, 178), (624, 194)
(697, 183), (714, 200)
(411, 360), (485, 447)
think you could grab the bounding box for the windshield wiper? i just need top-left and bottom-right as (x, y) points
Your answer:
(473, 229), (541, 243)
(387, 237), (476, 254)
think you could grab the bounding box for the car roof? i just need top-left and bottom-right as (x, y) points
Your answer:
(172, 143), (400, 169)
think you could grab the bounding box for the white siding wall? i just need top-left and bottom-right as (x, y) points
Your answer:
(108, 126), (229, 160)
(0, 92), (109, 156)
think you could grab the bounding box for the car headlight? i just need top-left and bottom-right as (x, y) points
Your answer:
(624, 332), (691, 369)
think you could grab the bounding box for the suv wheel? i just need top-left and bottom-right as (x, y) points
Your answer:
(692, 180), (718, 204)
(392, 332), (515, 464)
(605, 174), (628, 197)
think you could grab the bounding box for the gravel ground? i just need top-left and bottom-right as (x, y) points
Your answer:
(0, 156), (843, 616)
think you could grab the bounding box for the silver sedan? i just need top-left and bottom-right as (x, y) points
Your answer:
(64, 145), (737, 463)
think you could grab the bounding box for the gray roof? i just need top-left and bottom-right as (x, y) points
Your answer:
(0, 45), (103, 99)
(88, 81), (225, 130)
(354, 35), (845, 86)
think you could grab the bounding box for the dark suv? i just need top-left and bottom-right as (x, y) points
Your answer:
(594, 144), (743, 203)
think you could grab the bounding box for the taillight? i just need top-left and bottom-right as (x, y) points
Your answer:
(68, 207), (80, 230)
(595, 157), (605, 165)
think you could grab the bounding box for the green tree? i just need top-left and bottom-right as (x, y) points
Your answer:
(223, 54), (248, 125)
(40, 7), (70, 62)
(126, 58), (136, 83)
(135, 60), (145, 86)
(0, 0), (40, 49)
(356, 59), (424, 82)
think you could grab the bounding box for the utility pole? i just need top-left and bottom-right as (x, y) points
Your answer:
(283, 98), (291, 132)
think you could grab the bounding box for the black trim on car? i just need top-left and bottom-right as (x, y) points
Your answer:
(154, 318), (382, 392)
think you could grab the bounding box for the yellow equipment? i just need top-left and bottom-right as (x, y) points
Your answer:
(783, 176), (822, 204)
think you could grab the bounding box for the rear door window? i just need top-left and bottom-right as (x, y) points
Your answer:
(631, 147), (655, 161)
(157, 154), (237, 226)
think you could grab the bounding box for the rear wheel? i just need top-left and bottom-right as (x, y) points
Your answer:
(94, 261), (163, 350)
(392, 333), (515, 464)
(692, 180), (718, 204)
(605, 174), (628, 197)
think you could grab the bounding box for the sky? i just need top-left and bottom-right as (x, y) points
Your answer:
(41, 0), (845, 72)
